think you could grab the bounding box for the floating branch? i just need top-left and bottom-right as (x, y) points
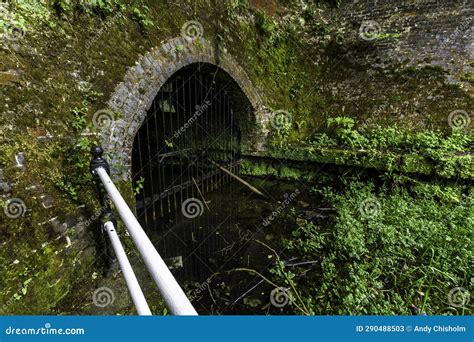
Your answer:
(192, 176), (210, 211)
(208, 159), (268, 198)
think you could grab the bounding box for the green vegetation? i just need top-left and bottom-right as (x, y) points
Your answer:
(0, 0), (472, 316)
(268, 178), (473, 315)
(461, 72), (474, 85)
(133, 176), (145, 195)
(52, 0), (125, 16)
(265, 117), (473, 179)
(1, 0), (152, 33)
(131, 5), (154, 28)
(0, 0), (182, 316)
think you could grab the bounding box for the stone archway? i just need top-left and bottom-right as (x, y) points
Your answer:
(100, 37), (269, 180)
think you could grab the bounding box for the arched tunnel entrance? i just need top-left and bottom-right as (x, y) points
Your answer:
(131, 63), (248, 291)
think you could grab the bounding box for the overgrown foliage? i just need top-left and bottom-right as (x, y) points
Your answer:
(0, 0), (153, 32)
(1, 0), (471, 317)
(269, 178), (473, 315)
(268, 117), (473, 179)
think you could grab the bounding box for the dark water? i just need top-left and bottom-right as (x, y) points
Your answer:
(145, 176), (332, 314)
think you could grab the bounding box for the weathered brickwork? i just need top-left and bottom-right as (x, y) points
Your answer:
(101, 37), (269, 180)
(333, 0), (472, 79)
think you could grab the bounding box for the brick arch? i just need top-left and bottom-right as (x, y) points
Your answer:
(101, 37), (269, 180)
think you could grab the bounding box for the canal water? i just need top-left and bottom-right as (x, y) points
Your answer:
(146, 175), (333, 314)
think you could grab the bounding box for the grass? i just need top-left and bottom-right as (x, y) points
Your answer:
(269, 177), (473, 315)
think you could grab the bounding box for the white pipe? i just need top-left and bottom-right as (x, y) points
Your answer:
(103, 221), (152, 316)
(94, 167), (198, 316)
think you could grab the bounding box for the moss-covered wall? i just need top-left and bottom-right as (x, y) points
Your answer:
(0, 0), (472, 314)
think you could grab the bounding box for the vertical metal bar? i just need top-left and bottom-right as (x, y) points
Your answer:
(198, 72), (202, 191)
(170, 77), (178, 222)
(228, 96), (232, 177)
(227, 96), (232, 180)
(194, 72), (199, 201)
(230, 97), (236, 260)
(166, 83), (173, 220)
(153, 97), (164, 219)
(186, 73), (192, 202)
(136, 129), (148, 229)
(173, 76), (181, 269)
(210, 74), (214, 191)
(178, 76), (185, 215)
(222, 86), (226, 185)
(202, 75), (212, 193)
(160, 82), (169, 258)
(222, 91), (229, 184)
(213, 76), (217, 190)
(198, 74), (205, 274)
(237, 113), (241, 176)
(145, 102), (158, 236)
(181, 74), (191, 281)
(205, 74), (211, 272)
(223, 90), (228, 184)
(214, 82), (218, 190)
(199, 72), (206, 281)
(230, 103), (235, 177)
(213, 75), (217, 192)
(228, 96), (231, 175)
(190, 71), (202, 276)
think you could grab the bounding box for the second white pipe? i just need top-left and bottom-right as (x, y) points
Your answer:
(103, 221), (152, 316)
(95, 167), (198, 316)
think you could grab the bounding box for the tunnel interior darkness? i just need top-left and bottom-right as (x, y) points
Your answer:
(131, 63), (255, 285)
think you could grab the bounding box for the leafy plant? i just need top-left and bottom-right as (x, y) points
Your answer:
(52, 0), (74, 15)
(270, 178), (473, 315)
(272, 116), (473, 179)
(71, 102), (88, 131)
(131, 6), (154, 28)
(55, 178), (78, 200)
(77, 0), (123, 15)
(133, 176), (145, 195)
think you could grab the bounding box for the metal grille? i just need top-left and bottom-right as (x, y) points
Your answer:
(131, 64), (241, 282)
